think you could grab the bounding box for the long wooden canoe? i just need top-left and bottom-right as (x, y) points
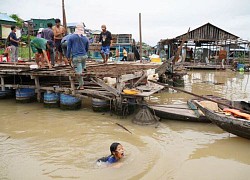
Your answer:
(149, 100), (210, 122)
(193, 98), (250, 139)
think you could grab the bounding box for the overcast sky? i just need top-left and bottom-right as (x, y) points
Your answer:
(1, 0), (250, 45)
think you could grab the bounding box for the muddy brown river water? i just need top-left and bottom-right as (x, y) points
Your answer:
(0, 70), (250, 180)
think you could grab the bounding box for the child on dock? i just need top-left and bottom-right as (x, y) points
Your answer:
(97, 142), (125, 164)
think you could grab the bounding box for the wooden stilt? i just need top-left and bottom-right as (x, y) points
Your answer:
(69, 76), (76, 95)
(1, 76), (5, 91)
(33, 76), (41, 102)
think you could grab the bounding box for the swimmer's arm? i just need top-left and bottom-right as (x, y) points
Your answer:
(110, 162), (123, 168)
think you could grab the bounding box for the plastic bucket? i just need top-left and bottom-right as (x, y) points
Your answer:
(60, 93), (81, 110)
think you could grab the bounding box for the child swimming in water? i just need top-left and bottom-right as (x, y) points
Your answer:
(97, 142), (124, 164)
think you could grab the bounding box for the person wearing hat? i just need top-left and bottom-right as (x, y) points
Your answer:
(30, 37), (53, 69)
(66, 23), (89, 90)
(99, 25), (112, 63)
(37, 28), (44, 38)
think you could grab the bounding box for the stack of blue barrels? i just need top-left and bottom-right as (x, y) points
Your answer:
(44, 91), (60, 108)
(92, 98), (110, 112)
(60, 93), (81, 110)
(16, 88), (36, 103)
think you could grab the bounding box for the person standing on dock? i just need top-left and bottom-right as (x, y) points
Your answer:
(41, 23), (55, 66)
(99, 25), (112, 63)
(9, 25), (20, 63)
(67, 23), (89, 90)
(30, 38), (53, 69)
(121, 47), (127, 61)
(52, 19), (65, 65)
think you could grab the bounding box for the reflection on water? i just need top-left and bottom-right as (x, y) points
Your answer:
(190, 137), (250, 165)
(0, 70), (250, 179)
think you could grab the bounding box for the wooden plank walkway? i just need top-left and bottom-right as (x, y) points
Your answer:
(0, 61), (164, 101)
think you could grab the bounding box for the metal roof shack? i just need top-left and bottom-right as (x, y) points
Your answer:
(158, 23), (249, 63)
(0, 13), (17, 39)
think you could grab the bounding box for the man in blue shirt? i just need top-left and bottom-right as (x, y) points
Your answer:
(67, 23), (89, 90)
(9, 25), (20, 63)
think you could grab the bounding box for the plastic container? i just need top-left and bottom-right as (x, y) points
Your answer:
(151, 58), (161, 63)
(16, 88), (36, 103)
(92, 98), (110, 112)
(60, 93), (81, 110)
(44, 91), (59, 108)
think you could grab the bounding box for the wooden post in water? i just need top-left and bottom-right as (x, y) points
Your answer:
(139, 13), (142, 63)
(1, 76), (5, 91)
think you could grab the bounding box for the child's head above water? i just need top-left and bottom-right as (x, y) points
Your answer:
(110, 142), (124, 160)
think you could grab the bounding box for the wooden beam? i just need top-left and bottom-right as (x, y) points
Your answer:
(0, 76), (5, 91)
(34, 76), (41, 102)
(118, 71), (144, 82)
(76, 89), (113, 100)
(174, 28), (190, 64)
(69, 76), (76, 95)
(91, 77), (120, 97)
(132, 71), (147, 88)
(155, 56), (174, 76)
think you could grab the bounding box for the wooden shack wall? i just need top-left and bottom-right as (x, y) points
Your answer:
(176, 23), (239, 41)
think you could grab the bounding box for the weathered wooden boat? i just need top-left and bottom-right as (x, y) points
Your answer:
(193, 96), (250, 139)
(149, 100), (210, 122)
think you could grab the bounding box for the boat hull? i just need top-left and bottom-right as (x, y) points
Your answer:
(150, 104), (210, 122)
(195, 101), (250, 139)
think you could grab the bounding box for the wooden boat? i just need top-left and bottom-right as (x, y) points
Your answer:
(149, 100), (210, 122)
(193, 96), (250, 139)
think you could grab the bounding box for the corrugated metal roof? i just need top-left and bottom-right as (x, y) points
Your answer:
(67, 22), (85, 27)
(0, 13), (16, 22)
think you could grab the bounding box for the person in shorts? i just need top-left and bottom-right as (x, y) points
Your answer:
(52, 19), (65, 65)
(99, 25), (112, 63)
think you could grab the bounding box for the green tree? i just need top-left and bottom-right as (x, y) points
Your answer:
(9, 14), (23, 28)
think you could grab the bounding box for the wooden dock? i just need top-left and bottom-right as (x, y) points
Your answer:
(181, 62), (232, 70)
(0, 61), (165, 104)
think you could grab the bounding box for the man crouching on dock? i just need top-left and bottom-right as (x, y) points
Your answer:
(30, 38), (53, 68)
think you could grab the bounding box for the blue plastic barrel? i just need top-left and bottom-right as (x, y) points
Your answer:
(60, 93), (81, 110)
(16, 88), (36, 103)
(0, 88), (14, 99)
(44, 91), (59, 108)
(92, 98), (109, 112)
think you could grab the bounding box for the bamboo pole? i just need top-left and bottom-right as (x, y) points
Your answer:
(139, 13), (142, 63)
(28, 23), (31, 60)
(62, 0), (67, 31)
(149, 80), (250, 114)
